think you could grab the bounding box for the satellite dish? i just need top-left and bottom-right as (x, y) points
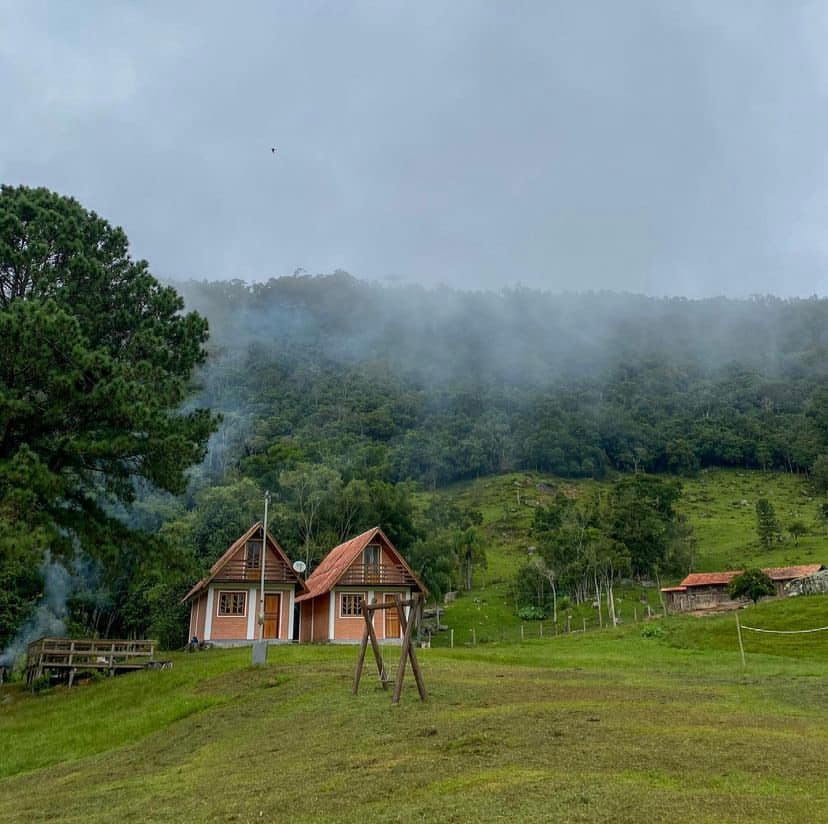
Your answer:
(292, 560), (307, 574)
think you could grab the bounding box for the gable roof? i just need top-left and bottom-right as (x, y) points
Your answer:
(679, 571), (742, 587)
(295, 526), (425, 603)
(183, 522), (307, 602)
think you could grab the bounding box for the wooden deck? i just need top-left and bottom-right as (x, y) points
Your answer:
(25, 637), (164, 687)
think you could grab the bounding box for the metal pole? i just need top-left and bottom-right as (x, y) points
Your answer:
(259, 491), (271, 640)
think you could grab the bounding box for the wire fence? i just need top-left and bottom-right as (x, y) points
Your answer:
(430, 608), (665, 648)
(740, 624), (828, 635)
(735, 614), (828, 665)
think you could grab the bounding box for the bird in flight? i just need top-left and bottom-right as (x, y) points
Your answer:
(271, 147), (277, 154)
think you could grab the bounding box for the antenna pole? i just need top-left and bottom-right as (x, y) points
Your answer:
(259, 491), (271, 640)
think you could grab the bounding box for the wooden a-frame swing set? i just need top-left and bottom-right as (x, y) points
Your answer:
(352, 593), (427, 705)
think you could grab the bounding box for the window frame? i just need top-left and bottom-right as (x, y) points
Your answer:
(364, 544), (380, 569)
(217, 590), (248, 617)
(245, 539), (262, 570)
(340, 592), (365, 618)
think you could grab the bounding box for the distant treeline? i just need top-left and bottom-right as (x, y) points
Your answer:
(176, 273), (828, 488)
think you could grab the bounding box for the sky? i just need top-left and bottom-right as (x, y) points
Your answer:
(2, 1), (828, 298)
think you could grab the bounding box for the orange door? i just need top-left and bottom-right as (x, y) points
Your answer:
(384, 595), (400, 638)
(263, 593), (280, 639)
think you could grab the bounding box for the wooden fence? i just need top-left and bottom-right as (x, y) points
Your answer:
(25, 637), (160, 686)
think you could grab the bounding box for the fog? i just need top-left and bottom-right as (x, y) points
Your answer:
(3, 2), (828, 297)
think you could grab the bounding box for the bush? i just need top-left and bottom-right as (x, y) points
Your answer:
(30, 675), (52, 693)
(517, 605), (546, 621)
(640, 622), (664, 639)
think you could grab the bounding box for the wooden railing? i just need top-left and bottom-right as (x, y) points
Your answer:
(214, 559), (295, 583)
(25, 637), (157, 684)
(338, 564), (416, 587)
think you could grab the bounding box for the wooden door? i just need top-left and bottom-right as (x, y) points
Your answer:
(263, 593), (281, 639)
(384, 595), (400, 639)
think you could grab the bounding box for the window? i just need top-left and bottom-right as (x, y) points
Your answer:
(364, 545), (380, 581)
(245, 540), (262, 569)
(340, 593), (364, 617)
(218, 591), (246, 616)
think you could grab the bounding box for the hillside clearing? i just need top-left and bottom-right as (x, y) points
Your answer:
(425, 469), (828, 644)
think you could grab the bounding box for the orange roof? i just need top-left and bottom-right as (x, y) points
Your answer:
(679, 571), (742, 587)
(296, 526), (425, 603)
(763, 564), (824, 581)
(673, 564), (824, 591)
(183, 522), (307, 602)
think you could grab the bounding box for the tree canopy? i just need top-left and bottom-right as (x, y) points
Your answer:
(0, 186), (217, 636)
(729, 569), (776, 603)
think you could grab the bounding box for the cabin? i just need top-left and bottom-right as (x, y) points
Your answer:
(661, 564), (824, 612)
(296, 526), (426, 643)
(184, 523), (308, 645)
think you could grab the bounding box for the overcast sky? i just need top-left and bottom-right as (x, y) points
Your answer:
(2, 1), (828, 297)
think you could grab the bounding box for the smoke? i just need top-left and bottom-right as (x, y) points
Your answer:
(0, 552), (72, 669)
(0, 549), (111, 670)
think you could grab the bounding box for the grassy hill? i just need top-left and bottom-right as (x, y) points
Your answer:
(423, 469), (828, 645)
(2, 595), (827, 823)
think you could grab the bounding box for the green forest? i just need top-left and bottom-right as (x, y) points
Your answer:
(3, 186), (828, 654)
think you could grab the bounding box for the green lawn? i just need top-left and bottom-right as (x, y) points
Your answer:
(2, 596), (828, 822)
(3, 469), (827, 822)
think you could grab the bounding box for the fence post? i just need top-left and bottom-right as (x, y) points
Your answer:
(472, 628), (476, 646)
(736, 614), (746, 667)
(450, 628), (454, 649)
(634, 607), (638, 624)
(539, 623), (543, 638)
(583, 618), (587, 633)
(521, 624), (524, 642)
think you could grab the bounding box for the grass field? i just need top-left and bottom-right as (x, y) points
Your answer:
(3, 469), (827, 822)
(425, 469), (828, 644)
(2, 595), (828, 823)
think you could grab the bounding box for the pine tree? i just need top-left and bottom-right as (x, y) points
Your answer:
(755, 498), (780, 548)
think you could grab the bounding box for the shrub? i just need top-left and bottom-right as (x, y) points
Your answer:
(517, 605), (546, 621)
(30, 675), (52, 693)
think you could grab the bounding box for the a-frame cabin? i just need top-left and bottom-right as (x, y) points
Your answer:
(184, 523), (308, 645)
(296, 526), (426, 643)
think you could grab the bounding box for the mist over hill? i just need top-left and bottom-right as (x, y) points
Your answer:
(173, 273), (828, 487)
(176, 273), (828, 385)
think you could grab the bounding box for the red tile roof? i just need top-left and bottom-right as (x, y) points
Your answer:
(295, 526), (425, 603)
(670, 564), (825, 591)
(183, 522), (307, 602)
(679, 571), (742, 587)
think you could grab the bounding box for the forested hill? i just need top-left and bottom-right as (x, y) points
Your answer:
(175, 274), (828, 487)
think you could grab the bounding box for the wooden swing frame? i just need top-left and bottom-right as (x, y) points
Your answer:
(352, 593), (427, 704)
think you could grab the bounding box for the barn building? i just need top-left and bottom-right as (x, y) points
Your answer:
(661, 564), (824, 612)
